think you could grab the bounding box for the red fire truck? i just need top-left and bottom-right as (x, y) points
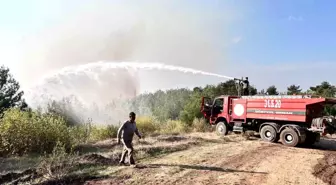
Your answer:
(200, 94), (336, 147)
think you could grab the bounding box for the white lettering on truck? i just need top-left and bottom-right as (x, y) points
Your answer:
(264, 99), (282, 108)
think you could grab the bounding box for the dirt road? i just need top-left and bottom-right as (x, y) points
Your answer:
(84, 133), (336, 185)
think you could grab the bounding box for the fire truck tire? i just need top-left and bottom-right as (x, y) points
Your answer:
(260, 125), (279, 143)
(216, 122), (228, 136)
(302, 131), (318, 146)
(280, 128), (300, 147)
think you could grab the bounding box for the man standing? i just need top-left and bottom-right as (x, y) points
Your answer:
(234, 77), (250, 96)
(242, 77), (250, 95)
(117, 112), (142, 166)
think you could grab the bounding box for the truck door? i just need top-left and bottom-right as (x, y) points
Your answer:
(211, 98), (224, 121)
(201, 97), (212, 118)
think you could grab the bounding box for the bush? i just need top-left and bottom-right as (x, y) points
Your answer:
(160, 119), (189, 134)
(0, 108), (73, 156)
(89, 125), (119, 141)
(0, 108), (122, 156)
(191, 118), (211, 132)
(88, 116), (161, 140)
(68, 124), (91, 145)
(37, 141), (78, 181)
(107, 125), (119, 138)
(0, 108), (207, 157)
(136, 116), (159, 136)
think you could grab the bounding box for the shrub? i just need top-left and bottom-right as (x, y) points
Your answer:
(88, 116), (160, 141)
(0, 108), (73, 156)
(37, 141), (78, 181)
(136, 116), (159, 136)
(160, 119), (189, 134)
(68, 124), (91, 145)
(0, 108), (121, 156)
(89, 125), (118, 141)
(107, 125), (119, 138)
(191, 118), (211, 132)
(0, 108), (209, 157)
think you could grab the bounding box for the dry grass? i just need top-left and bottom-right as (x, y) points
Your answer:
(136, 116), (160, 136)
(191, 118), (212, 132)
(3, 131), (334, 185)
(159, 120), (189, 134)
(36, 141), (79, 183)
(85, 116), (212, 142)
(0, 132), (232, 184)
(89, 125), (119, 142)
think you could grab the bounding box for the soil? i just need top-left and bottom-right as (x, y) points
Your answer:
(84, 133), (335, 185)
(2, 132), (336, 185)
(313, 152), (336, 185)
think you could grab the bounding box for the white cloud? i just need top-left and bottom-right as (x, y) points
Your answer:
(232, 36), (242, 44)
(288, 15), (304, 21)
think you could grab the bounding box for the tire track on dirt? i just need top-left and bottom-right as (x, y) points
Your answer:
(89, 137), (258, 185)
(84, 136), (283, 185)
(222, 143), (281, 185)
(156, 139), (264, 185)
(247, 144), (327, 185)
(183, 142), (281, 185)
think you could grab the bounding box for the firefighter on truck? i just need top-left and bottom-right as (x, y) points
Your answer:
(234, 77), (249, 96)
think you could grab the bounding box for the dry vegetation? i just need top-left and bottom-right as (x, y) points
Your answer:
(1, 128), (336, 185)
(0, 108), (209, 157)
(0, 111), (213, 184)
(0, 132), (217, 184)
(1, 109), (336, 185)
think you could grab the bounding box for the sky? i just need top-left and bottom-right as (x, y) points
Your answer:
(0, 0), (335, 98)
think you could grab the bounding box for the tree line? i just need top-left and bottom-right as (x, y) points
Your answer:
(1, 65), (336, 124)
(130, 80), (336, 123)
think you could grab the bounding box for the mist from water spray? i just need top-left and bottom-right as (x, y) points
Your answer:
(25, 61), (233, 125)
(38, 61), (234, 83)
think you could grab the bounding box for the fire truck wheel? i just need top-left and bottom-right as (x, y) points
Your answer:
(216, 122), (228, 136)
(280, 128), (300, 147)
(302, 131), (318, 146)
(260, 125), (279, 143)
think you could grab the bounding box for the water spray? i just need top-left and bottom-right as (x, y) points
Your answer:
(24, 61), (235, 124)
(36, 61), (234, 85)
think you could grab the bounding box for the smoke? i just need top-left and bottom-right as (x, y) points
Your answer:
(11, 1), (234, 124)
(17, 1), (227, 90)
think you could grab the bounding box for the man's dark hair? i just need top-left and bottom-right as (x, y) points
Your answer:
(129, 112), (136, 117)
